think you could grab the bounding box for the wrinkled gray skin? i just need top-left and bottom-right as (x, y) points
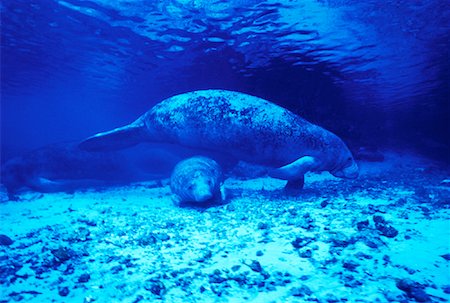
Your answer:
(80, 90), (358, 189)
(170, 156), (223, 205)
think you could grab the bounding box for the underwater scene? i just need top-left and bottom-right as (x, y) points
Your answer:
(1, 0), (449, 302)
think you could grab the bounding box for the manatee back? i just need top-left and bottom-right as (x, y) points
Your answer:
(146, 90), (320, 162)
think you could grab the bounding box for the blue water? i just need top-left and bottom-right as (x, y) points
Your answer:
(1, 1), (449, 302)
(2, 0), (449, 160)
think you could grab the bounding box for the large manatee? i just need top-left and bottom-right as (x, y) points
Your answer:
(80, 90), (358, 188)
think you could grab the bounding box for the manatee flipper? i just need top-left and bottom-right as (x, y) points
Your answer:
(285, 176), (305, 190)
(79, 119), (147, 152)
(269, 156), (317, 180)
(220, 186), (227, 201)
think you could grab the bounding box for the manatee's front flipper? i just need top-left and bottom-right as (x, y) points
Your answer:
(285, 177), (305, 190)
(269, 156), (317, 181)
(79, 119), (147, 152)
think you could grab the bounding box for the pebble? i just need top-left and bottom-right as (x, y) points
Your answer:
(440, 253), (450, 261)
(291, 236), (313, 249)
(373, 215), (398, 238)
(231, 265), (241, 272)
(249, 260), (263, 273)
(342, 260), (360, 272)
(290, 285), (312, 297)
(257, 222), (269, 230)
(209, 270), (227, 283)
(156, 233), (170, 241)
(356, 220), (369, 231)
(320, 200), (329, 208)
(51, 246), (73, 263)
(330, 232), (354, 247)
(58, 286), (70, 297)
(78, 273), (90, 283)
(396, 278), (431, 302)
(443, 285), (450, 294)
(144, 279), (166, 296)
(0, 234), (14, 246)
(299, 249), (312, 258)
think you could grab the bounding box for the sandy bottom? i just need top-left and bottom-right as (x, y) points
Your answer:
(1, 151), (449, 303)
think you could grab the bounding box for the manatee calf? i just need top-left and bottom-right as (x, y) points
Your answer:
(170, 156), (224, 206)
(80, 90), (358, 188)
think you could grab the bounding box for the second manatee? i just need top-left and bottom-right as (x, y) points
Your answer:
(170, 156), (224, 206)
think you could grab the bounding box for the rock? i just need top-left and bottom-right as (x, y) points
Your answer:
(356, 220), (369, 231)
(256, 250), (264, 257)
(291, 236), (314, 249)
(231, 265), (241, 272)
(396, 278), (431, 302)
(209, 270), (227, 284)
(373, 215), (386, 224)
(156, 233), (170, 241)
(354, 252), (373, 260)
(376, 224), (398, 238)
(144, 279), (166, 296)
(324, 293), (340, 302)
(111, 265), (123, 274)
(342, 260), (360, 272)
(51, 246), (73, 263)
(373, 216), (398, 238)
(249, 260), (263, 273)
(257, 222), (269, 230)
(78, 273), (90, 283)
(58, 286), (70, 297)
(0, 234), (13, 246)
(290, 285), (313, 297)
(287, 206), (297, 216)
(409, 288), (431, 302)
(137, 234), (157, 246)
(320, 200), (330, 208)
(330, 232), (355, 248)
(15, 265), (34, 278)
(196, 250), (212, 263)
(442, 285), (450, 294)
(299, 249), (312, 258)
(440, 253), (450, 261)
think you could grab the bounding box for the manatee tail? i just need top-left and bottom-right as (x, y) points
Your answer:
(79, 119), (147, 152)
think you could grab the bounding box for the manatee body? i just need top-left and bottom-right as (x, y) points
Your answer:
(1, 143), (181, 195)
(170, 156), (224, 205)
(80, 90), (358, 188)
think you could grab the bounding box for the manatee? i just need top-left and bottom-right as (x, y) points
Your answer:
(79, 89), (358, 188)
(170, 156), (224, 206)
(1, 143), (183, 195)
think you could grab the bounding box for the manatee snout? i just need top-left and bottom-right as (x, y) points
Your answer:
(332, 162), (359, 179)
(330, 155), (359, 179)
(190, 177), (215, 202)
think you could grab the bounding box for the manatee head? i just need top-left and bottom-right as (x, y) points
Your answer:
(170, 156), (222, 204)
(329, 146), (359, 179)
(322, 133), (359, 179)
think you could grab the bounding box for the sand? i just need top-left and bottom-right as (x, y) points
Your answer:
(0, 151), (449, 303)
